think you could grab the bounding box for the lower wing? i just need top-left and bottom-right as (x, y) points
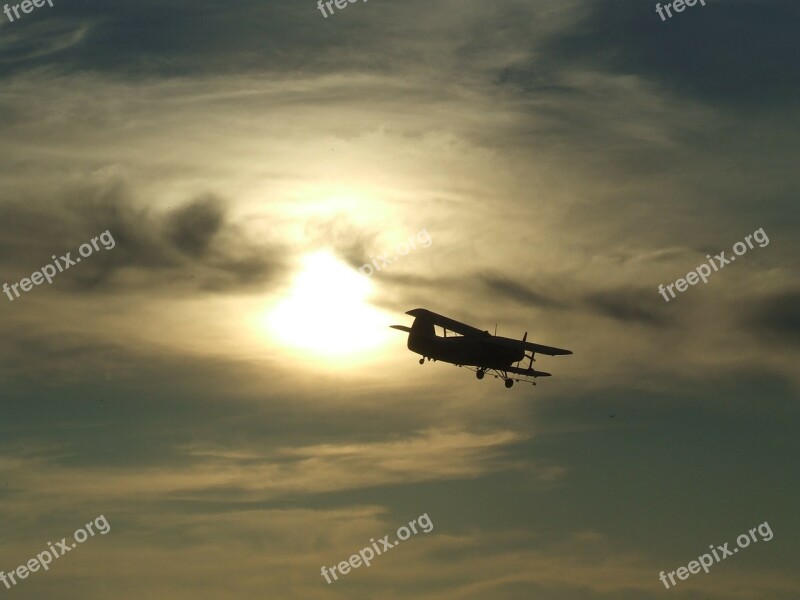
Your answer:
(505, 365), (552, 377)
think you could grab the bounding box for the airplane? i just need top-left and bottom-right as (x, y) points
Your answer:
(391, 308), (572, 388)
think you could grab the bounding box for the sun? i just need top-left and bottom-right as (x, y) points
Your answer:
(262, 251), (392, 360)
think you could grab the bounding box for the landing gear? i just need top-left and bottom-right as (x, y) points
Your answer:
(504, 378), (514, 389)
(476, 370), (485, 380)
(419, 358), (425, 364)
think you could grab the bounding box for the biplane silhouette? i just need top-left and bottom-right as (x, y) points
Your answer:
(391, 308), (572, 388)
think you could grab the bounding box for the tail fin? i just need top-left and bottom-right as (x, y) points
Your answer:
(410, 314), (435, 338)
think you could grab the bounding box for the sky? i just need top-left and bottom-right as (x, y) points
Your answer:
(0, 0), (798, 598)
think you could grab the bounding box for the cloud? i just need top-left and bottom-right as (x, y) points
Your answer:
(538, 0), (800, 107)
(0, 1), (798, 598)
(742, 288), (800, 347)
(0, 429), (544, 513)
(0, 178), (285, 295)
(480, 274), (565, 310)
(166, 195), (224, 257)
(583, 287), (673, 327)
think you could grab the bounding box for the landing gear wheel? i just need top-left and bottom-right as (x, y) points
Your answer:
(504, 378), (514, 389)
(476, 370), (485, 380)
(419, 358), (425, 364)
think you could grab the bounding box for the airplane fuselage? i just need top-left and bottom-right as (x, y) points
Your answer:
(408, 330), (524, 369)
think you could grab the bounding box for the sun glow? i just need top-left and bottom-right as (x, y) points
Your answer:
(263, 251), (392, 360)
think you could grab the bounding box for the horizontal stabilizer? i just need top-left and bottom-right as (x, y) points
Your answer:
(390, 325), (412, 333)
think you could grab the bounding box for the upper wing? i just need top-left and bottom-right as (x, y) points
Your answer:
(519, 340), (572, 356)
(491, 335), (573, 356)
(405, 308), (489, 338)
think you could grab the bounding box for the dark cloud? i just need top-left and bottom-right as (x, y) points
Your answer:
(480, 274), (565, 310)
(167, 195), (224, 257)
(304, 217), (379, 271)
(0, 0), (394, 78)
(742, 288), (800, 347)
(529, 0), (800, 107)
(0, 181), (285, 294)
(583, 287), (673, 328)
(476, 274), (673, 329)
